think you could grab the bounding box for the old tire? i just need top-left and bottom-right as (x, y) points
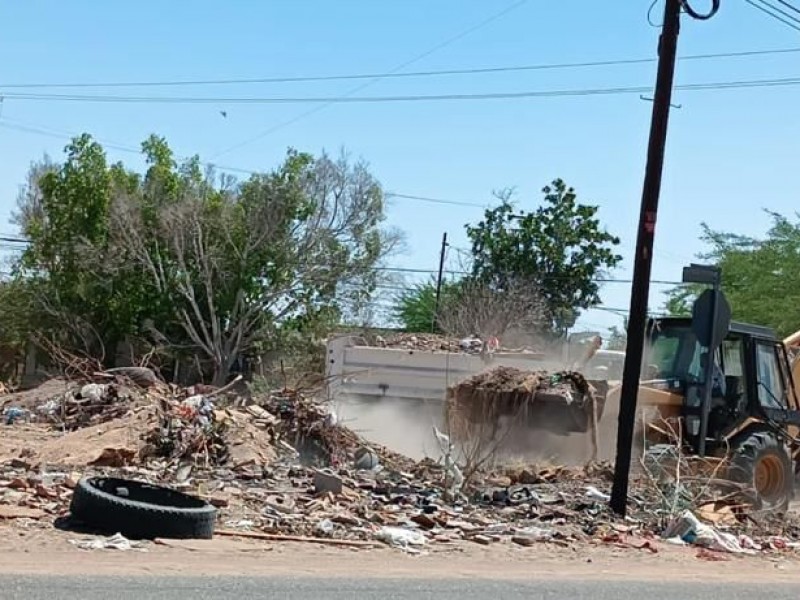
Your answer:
(728, 432), (793, 513)
(70, 477), (217, 540)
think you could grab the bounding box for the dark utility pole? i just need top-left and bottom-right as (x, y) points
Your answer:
(609, 0), (683, 516)
(432, 232), (448, 332)
(609, 0), (721, 515)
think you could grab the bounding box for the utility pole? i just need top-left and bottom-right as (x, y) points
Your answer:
(432, 232), (448, 333)
(610, 0), (719, 516)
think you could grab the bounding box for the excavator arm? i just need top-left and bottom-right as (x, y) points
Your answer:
(782, 330), (800, 413)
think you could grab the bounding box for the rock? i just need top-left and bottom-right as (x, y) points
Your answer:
(471, 534), (492, 545)
(35, 484), (56, 499)
(208, 494), (230, 508)
(0, 505), (45, 519)
(512, 536), (538, 547)
(64, 472), (81, 489)
(313, 470), (343, 496)
(332, 513), (361, 526)
(9, 459), (32, 470)
(411, 513), (437, 530)
(517, 469), (541, 485)
(175, 464), (193, 483)
(246, 405), (276, 422)
(8, 478), (28, 490)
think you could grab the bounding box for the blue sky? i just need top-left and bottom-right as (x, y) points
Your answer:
(1, 0), (799, 337)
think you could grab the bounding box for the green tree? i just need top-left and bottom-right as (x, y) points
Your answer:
(465, 179), (622, 336)
(13, 136), (397, 383)
(662, 212), (800, 337)
(113, 148), (396, 384)
(394, 279), (461, 333)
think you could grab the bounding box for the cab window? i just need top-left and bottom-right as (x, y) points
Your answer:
(756, 342), (786, 409)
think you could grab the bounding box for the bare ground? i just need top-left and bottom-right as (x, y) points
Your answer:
(0, 523), (798, 581)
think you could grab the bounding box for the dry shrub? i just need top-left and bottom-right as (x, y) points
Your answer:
(638, 414), (742, 521)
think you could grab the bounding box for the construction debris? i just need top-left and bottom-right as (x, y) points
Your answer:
(0, 376), (798, 560)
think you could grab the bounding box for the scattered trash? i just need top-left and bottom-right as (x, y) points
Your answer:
(70, 533), (145, 551)
(0, 375), (796, 559)
(663, 510), (757, 555)
(3, 407), (27, 425)
(585, 486), (611, 502)
(375, 526), (427, 552)
(316, 519), (335, 535)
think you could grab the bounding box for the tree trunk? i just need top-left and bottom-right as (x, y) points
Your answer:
(211, 353), (238, 387)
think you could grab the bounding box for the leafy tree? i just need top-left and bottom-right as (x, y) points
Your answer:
(13, 136), (397, 384)
(662, 211), (800, 337)
(394, 279), (460, 333)
(465, 179), (622, 336)
(113, 147), (397, 384)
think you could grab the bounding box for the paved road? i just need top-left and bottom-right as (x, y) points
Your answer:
(0, 576), (796, 600)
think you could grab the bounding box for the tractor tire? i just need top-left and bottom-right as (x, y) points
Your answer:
(728, 431), (793, 514)
(70, 477), (217, 540)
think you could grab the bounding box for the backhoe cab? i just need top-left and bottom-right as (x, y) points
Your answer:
(633, 316), (800, 511)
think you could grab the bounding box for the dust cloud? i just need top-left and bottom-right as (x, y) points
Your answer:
(331, 390), (624, 468)
(332, 395), (447, 461)
(329, 330), (626, 468)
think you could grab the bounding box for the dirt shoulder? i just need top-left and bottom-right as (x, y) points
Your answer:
(1, 525), (798, 582)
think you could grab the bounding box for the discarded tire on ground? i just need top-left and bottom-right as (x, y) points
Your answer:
(70, 477), (217, 540)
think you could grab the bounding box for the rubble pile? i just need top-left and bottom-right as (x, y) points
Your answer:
(1, 377), (800, 560)
(31, 382), (142, 431)
(260, 389), (418, 473)
(140, 394), (230, 466)
(373, 333), (462, 352)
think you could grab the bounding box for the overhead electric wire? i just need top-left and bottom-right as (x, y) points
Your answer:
(373, 266), (682, 285)
(776, 0), (800, 14)
(385, 193), (486, 208)
(207, 0), (530, 160)
(745, 0), (800, 31)
(751, 0), (800, 23)
(5, 75), (800, 104)
(2, 46), (800, 89)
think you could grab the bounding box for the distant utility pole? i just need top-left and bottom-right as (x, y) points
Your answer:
(609, 0), (720, 517)
(432, 232), (449, 333)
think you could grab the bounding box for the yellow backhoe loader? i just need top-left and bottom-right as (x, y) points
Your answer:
(602, 317), (800, 512)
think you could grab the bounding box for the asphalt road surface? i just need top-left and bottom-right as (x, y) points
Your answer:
(0, 576), (796, 600)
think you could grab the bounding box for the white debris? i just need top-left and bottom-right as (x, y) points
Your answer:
(585, 485), (611, 502)
(69, 532), (146, 551)
(663, 510), (757, 555)
(79, 383), (108, 403)
(375, 526), (427, 553)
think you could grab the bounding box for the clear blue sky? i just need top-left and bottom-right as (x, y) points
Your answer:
(1, 0), (798, 337)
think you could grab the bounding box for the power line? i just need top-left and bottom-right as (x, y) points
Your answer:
(776, 0), (800, 14)
(745, 0), (800, 31)
(754, 0), (800, 23)
(6, 75), (800, 105)
(0, 118), (497, 209)
(2, 46), (800, 90)
(374, 266), (683, 284)
(208, 0), (530, 160)
(385, 192), (486, 208)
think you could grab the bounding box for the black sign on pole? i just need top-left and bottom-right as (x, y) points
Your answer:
(692, 288), (731, 350)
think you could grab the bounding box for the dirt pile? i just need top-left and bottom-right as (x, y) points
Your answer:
(445, 367), (599, 435)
